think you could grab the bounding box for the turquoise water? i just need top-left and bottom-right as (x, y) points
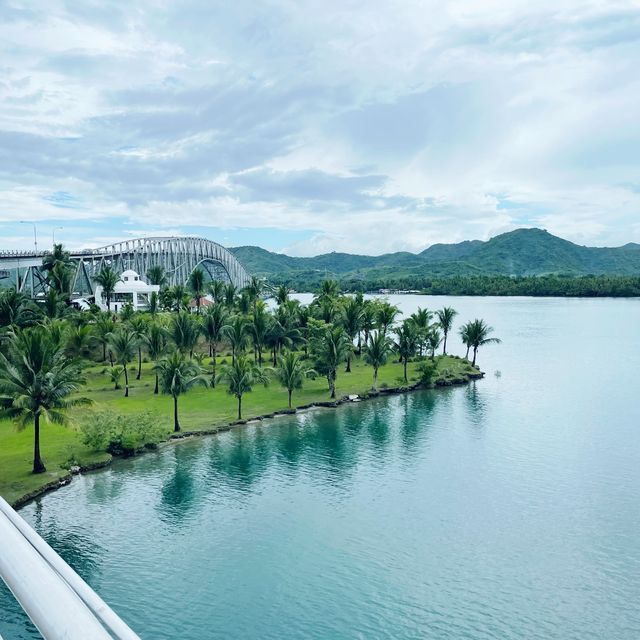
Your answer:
(1, 296), (639, 639)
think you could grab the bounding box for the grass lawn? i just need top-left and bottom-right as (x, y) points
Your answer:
(0, 354), (478, 506)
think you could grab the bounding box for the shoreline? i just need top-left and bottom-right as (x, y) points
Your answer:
(10, 369), (484, 510)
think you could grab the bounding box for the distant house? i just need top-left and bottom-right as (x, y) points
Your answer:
(188, 296), (215, 312)
(95, 269), (160, 312)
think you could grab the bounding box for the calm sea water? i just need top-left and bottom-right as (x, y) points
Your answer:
(1, 296), (639, 639)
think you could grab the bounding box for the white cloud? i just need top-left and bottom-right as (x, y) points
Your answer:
(1, 0), (640, 254)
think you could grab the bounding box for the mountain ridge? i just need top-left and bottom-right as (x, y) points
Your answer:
(230, 228), (640, 285)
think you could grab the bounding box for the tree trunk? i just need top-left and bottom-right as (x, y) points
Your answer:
(33, 414), (46, 474)
(288, 389), (292, 408)
(211, 346), (216, 388)
(154, 372), (159, 394)
(108, 350), (114, 366)
(237, 395), (242, 420)
(345, 354), (351, 373)
(124, 364), (129, 397)
(403, 359), (408, 383)
(442, 333), (448, 355)
(258, 348), (262, 367)
(465, 345), (470, 360)
(102, 343), (106, 362)
(136, 347), (142, 380)
(173, 396), (180, 432)
(357, 332), (362, 355)
(329, 371), (336, 399)
(209, 341), (213, 357)
(472, 347), (477, 366)
(373, 368), (378, 390)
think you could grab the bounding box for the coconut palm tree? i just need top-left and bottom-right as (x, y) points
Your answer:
(201, 304), (229, 385)
(105, 365), (124, 390)
(168, 284), (189, 313)
(340, 297), (363, 372)
(316, 279), (340, 302)
(0, 326), (89, 473)
(464, 319), (501, 366)
(65, 324), (93, 358)
(238, 292), (252, 315)
(427, 328), (442, 361)
(188, 267), (206, 313)
(459, 323), (472, 360)
(42, 244), (74, 301)
(145, 322), (169, 394)
(40, 289), (68, 320)
(361, 301), (377, 351)
(224, 315), (249, 364)
(275, 284), (290, 306)
(108, 327), (137, 397)
(224, 283), (237, 308)
(128, 314), (148, 380)
(364, 331), (392, 389)
(410, 307), (432, 356)
(208, 280), (225, 304)
(311, 325), (351, 398)
(94, 265), (120, 311)
(0, 289), (38, 329)
(250, 302), (270, 366)
(436, 306), (458, 355)
(276, 351), (316, 408)
(155, 351), (207, 432)
(245, 275), (264, 311)
(216, 355), (269, 420)
(170, 311), (201, 357)
(376, 302), (401, 336)
(394, 320), (419, 383)
(146, 265), (167, 287)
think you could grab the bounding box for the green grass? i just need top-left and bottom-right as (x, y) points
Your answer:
(0, 354), (478, 506)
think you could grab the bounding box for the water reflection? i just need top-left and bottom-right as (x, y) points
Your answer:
(464, 381), (488, 431)
(158, 448), (197, 523)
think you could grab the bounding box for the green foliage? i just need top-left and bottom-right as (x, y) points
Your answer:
(79, 410), (166, 455)
(416, 360), (437, 385)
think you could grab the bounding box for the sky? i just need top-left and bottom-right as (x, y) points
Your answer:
(1, 0), (640, 256)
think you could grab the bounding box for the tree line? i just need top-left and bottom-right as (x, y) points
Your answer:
(0, 246), (499, 476)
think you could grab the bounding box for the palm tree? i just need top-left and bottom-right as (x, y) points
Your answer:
(245, 276), (264, 311)
(0, 326), (89, 473)
(361, 301), (377, 351)
(376, 302), (401, 336)
(42, 244), (74, 301)
(340, 298), (363, 372)
(364, 331), (392, 389)
(427, 328), (442, 361)
(276, 351), (316, 408)
(168, 284), (189, 313)
(93, 313), (116, 363)
(459, 323), (472, 360)
(311, 325), (351, 398)
(188, 267), (206, 313)
(108, 328), (137, 397)
(0, 289), (38, 329)
(128, 314), (148, 380)
(436, 306), (458, 355)
(40, 289), (68, 320)
(464, 319), (501, 366)
(250, 303), (270, 366)
(145, 323), (168, 394)
(238, 292), (252, 315)
(65, 324), (93, 358)
(224, 283), (237, 308)
(105, 365), (124, 390)
(170, 311), (201, 357)
(410, 307), (432, 356)
(146, 265), (167, 287)
(224, 315), (249, 364)
(208, 280), (225, 304)
(316, 279), (340, 302)
(94, 266), (120, 310)
(201, 304), (229, 385)
(394, 320), (418, 383)
(155, 351), (207, 432)
(275, 284), (290, 306)
(216, 355), (269, 420)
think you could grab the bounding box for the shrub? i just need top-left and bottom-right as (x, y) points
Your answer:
(417, 361), (437, 385)
(80, 410), (167, 456)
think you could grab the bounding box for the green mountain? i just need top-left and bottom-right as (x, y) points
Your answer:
(230, 228), (640, 287)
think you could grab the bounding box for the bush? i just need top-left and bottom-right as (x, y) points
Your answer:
(80, 410), (167, 456)
(417, 361), (437, 385)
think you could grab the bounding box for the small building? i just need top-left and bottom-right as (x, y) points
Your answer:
(95, 269), (160, 312)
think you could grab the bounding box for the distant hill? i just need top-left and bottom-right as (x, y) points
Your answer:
(230, 228), (640, 288)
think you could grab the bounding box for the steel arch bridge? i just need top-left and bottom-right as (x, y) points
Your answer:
(0, 236), (252, 298)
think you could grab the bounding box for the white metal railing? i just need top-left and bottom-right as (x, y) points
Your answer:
(0, 496), (140, 639)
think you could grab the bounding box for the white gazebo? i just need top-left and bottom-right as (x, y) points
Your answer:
(95, 269), (160, 312)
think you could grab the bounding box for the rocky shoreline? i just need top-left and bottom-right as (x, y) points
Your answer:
(11, 370), (483, 509)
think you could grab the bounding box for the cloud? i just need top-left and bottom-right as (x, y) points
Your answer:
(1, 0), (640, 256)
